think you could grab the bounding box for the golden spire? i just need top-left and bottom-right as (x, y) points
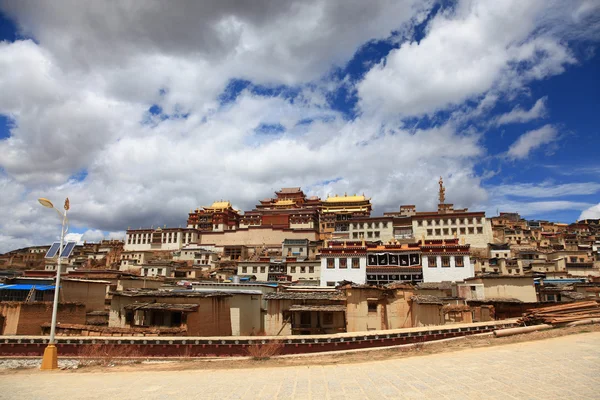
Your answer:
(439, 176), (446, 204)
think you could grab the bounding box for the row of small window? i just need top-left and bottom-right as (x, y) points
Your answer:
(428, 256), (464, 267)
(143, 268), (164, 275)
(240, 266), (316, 274)
(326, 258), (361, 269)
(127, 234), (193, 244)
(418, 217), (483, 227)
(351, 222), (388, 229)
(352, 231), (380, 239)
(427, 227), (483, 236)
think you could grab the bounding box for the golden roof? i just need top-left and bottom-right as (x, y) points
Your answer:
(274, 199), (296, 206)
(324, 194), (368, 203)
(205, 201), (232, 210)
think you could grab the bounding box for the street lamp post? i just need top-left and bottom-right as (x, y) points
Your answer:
(38, 197), (69, 371)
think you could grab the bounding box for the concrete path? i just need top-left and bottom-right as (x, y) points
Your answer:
(1, 333), (599, 400)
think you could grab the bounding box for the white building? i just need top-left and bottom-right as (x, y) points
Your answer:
(319, 241), (367, 287)
(124, 227), (199, 252)
(140, 263), (174, 277)
(173, 244), (219, 268)
(421, 239), (474, 283)
(237, 258), (320, 283)
(119, 251), (154, 271)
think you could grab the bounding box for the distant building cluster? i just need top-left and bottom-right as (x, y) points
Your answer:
(1, 178), (599, 338)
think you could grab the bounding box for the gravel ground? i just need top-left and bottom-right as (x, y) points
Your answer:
(0, 358), (80, 370)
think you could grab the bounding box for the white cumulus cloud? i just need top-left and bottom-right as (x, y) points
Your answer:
(506, 124), (559, 160)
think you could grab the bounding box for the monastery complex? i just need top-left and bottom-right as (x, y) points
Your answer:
(1, 178), (599, 338)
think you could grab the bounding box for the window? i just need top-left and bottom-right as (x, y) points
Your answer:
(327, 259), (335, 269)
(309, 266), (314, 273)
(383, 222), (388, 228)
(441, 256), (450, 267)
(299, 247), (304, 252)
(252, 267), (257, 273)
(374, 231), (380, 238)
(477, 227), (483, 234)
(242, 267), (247, 273)
(260, 266), (266, 273)
(367, 232), (373, 238)
(460, 227), (466, 234)
(427, 229), (433, 236)
(570, 257), (577, 263)
(428, 257), (437, 268)
(418, 221), (423, 226)
(353, 233), (358, 238)
(435, 229), (441, 235)
(339, 258), (347, 269)
(323, 312), (334, 325)
(468, 227), (474, 234)
(455, 257), (464, 267)
(157, 268), (163, 275)
(300, 312), (311, 325)
(290, 266), (296, 273)
(301, 267), (306, 273)
(368, 302), (378, 313)
(352, 258), (360, 269)
(443, 228), (449, 235)
(326, 281), (335, 287)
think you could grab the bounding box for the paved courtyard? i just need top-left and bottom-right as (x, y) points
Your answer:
(0, 332), (599, 400)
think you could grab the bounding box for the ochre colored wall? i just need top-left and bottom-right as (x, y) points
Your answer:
(345, 288), (413, 332)
(411, 303), (443, 327)
(1, 302), (86, 335)
(200, 228), (318, 247)
(265, 299), (293, 335)
(0, 304), (20, 335)
(61, 281), (108, 312)
(109, 295), (233, 336)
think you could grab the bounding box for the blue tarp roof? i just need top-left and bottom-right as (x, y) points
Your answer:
(0, 284), (56, 291)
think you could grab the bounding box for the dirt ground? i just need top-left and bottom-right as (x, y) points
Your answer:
(2, 324), (599, 375)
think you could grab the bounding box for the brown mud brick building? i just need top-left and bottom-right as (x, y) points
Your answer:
(0, 302), (86, 335)
(264, 291), (347, 335)
(110, 289), (262, 336)
(340, 282), (415, 332)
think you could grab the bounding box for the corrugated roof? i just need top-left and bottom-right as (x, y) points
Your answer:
(416, 282), (453, 290)
(289, 305), (346, 312)
(124, 303), (199, 312)
(264, 291), (345, 300)
(410, 295), (443, 305)
(0, 284), (56, 291)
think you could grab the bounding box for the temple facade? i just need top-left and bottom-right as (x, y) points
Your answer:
(186, 201), (240, 232)
(366, 243), (422, 285)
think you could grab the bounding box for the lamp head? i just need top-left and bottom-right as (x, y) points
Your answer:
(38, 198), (54, 209)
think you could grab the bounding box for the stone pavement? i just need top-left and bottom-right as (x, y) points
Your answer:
(0, 332), (598, 400)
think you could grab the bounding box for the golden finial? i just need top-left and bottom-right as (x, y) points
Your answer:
(439, 176), (446, 204)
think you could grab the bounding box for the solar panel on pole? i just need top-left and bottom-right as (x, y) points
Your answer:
(59, 242), (77, 258)
(45, 242), (61, 259)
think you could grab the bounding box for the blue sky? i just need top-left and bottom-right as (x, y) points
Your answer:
(0, 1), (599, 251)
